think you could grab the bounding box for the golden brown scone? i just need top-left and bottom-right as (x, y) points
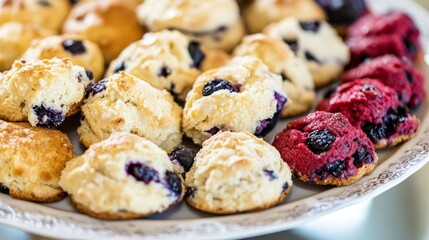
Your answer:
(0, 22), (54, 71)
(0, 120), (74, 202)
(0, 0), (71, 31)
(62, 0), (144, 63)
(244, 0), (326, 33)
(201, 46), (230, 72)
(185, 131), (293, 214)
(60, 132), (185, 220)
(22, 34), (105, 81)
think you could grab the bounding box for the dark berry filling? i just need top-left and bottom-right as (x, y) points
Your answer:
(113, 61), (126, 74)
(352, 143), (373, 167)
(158, 65), (172, 78)
(405, 70), (414, 83)
(316, 0), (368, 24)
(326, 160), (347, 177)
(32, 105), (65, 128)
(0, 183), (9, 194)
(85, 69), (94, 80)
(169, 146), (196, 172)
(254, 92), (287, 137)
(274, 91), (287, 112)
(282, 182), (289, 193)
(62, 40), (86, 55)
(202, 79), (238, 96)
(263, 169), (277, 181)
(188, 41), (205, 69)
(164, 171), (182, 196)
(403, 37), (417, 55)
(306, 129), (336, 154)
(91, 79), (108, 96)
(205, 127), (221, 135)
(304, 51), (322, 64)
(283, 39), (299, 53)
(299, 21), (321, 32)
(126, 162), (160, 184)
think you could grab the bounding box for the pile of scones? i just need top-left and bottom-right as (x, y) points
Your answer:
(0, 0), (426, 219)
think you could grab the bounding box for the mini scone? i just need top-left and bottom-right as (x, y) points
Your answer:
(0, 58), (93, 128)
(182, 56), (287, 145)
(62, 0), (144, 63)
(264, 18), (350, 88)
(272, 111), (377, 186)
(22, 35), (105, 81)
(106, 30), (229, 101)
(317, 79), (420, 148)
(78, 72), (182, 152)
(244, 0), (326, 34)
(0, 22), (54, 71)
(137, 0), (245, 51)
(0, 0), (71, 31)
(59, 132), (185, 220)
(186, 131), (293, 214)
(233, 34), (315, 117)
(0, 120), (74, 202)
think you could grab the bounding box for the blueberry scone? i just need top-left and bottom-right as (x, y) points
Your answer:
(22, 35), (105, 81)
(0, 22), (54, 71)
(0, 0), (71, 31)
(0, 120), (74, 202)
(137, 0), (245, 51)
(182, 56), (287, 145)
(233, 34), (315, 117)
(273, 111), (377, 186)
(244, 0), (326, 34)
(63, 0), (144, 63)
(264, 18), (350, 88)
(317, 79), (420, 148)
(186, 131), (293, 214)
(78, 72), (182, 152)
(106, 30), (229, 101)
(0, 58), (93, 128)
(60, 132), (185, 219)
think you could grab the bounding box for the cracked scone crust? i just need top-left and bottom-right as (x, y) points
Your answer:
(137, 0), (244, 51)
(78, 72), (182, 152)
(186, 131), (293, 214)
(244, 0), (326, 34)
(106, 30), (229, 101)
(264, 18), (350, 88)
(0, 120), (74, 202)
(182, 56), (287, 145)
(0, 21), (54, 71)
(59, 132), (185, 220)
(62, 0), (144, 63)
(0, 0), (71, 31)
(22, 35), (105, 81)
(234, 34), (315, 117)
(0, 58), (93, 128)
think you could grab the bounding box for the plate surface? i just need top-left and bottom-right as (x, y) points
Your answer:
(1, 0), (429, 239)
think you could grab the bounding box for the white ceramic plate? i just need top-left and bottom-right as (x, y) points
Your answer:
(1, 0), (429, 239)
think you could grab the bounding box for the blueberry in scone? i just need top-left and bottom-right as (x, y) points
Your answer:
(234, 34), (315, 117)
(0, 120), (74, 202)
(137, 0), (245, 51)
(182, 56), (287, 145)
(272, 111), (377, 186)
(78, 72), (182, 152)
(22, 35), (105, 81)
(59, 132), (185, 219)
(0, 58), (93, 128)
(317, 79), (420, 148)
(342, 55), (426, 108)
(264, 17), (350, 88)
(186, 131), (293, 214)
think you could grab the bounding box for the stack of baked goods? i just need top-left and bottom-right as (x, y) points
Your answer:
(0, 0), (425, 219)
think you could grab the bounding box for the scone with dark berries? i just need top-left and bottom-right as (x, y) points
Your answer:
(59, 132), (185, 220)
(0, 120), (74, 202)
(273, 111), (377, 186)
(78, 72), (182, 152)
(317, 79), (420, 148)
(0, 58), (93, 128)
(182, 56), (287, 145)
(186, 131), (293, 214)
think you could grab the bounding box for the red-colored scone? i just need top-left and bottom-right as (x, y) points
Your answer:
(342, 55), (426, 108)
(272, 111), (377, 186)
(317, 79), (420, 148)
(346, 12), (421, 67)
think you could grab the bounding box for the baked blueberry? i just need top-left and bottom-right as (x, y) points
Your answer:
(263, 169), (277, 181)
(299, 21), (321, 32)
(306, 129), (336, 154)
(202, 79), (238, 96)
(0, 183), (10, 194)
(62, 40), (86, 55)
(126, 162), (160, 184)
(113, 61), (126, 74)
(169, 146), (196, 172)
(91, 79), (108, 95)
(32, 105), (65, 128)
(188, 41), (205, 69)
(283, 39), (299, 53)
(165, 171), (182, 196)
(158, 65), (172, 78)
(316, 0), (368, 25)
